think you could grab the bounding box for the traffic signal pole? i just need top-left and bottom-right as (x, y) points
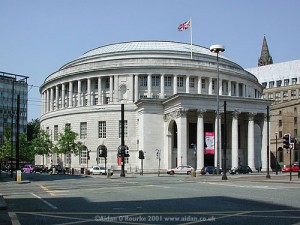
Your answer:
(120, 104), (125, 177)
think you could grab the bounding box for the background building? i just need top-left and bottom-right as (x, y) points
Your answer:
(0, 71), (28, 150)
(39, 41), (269, 173)
(246, 37), (300, 169)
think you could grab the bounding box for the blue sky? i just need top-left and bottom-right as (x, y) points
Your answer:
(1, 0), (300, 121)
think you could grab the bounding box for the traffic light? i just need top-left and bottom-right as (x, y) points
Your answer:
(117, 145), (129, 157)
(139, 150), (144, 159)
(283, 133), (291, 149)
(125, 149), (130, 157)
(98, 145), (107, 158)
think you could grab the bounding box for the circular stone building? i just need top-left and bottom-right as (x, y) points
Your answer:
(39, 41), (270, 173)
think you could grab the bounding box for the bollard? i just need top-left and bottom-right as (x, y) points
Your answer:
(107, 169), (111, 178)
(191, 171), (196, 177)
(17, 170), (22, 182)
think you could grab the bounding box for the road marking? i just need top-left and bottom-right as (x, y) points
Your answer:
(31, 193), (58, 210)
(8, 212), (21, 225)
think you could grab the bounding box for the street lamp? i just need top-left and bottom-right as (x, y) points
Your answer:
(275, 132), (278, 175)
(210, 44), (225, 176)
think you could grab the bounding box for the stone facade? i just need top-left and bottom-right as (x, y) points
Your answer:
(38, 41), (269, 173)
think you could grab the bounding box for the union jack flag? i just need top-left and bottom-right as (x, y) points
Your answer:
(178, 20), (191, 31)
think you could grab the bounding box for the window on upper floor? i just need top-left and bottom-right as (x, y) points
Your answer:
(54, 125), (58, 141)
(177, 77), (184, 87)
(279, 120), (282, 127)
(294, 117), (298, 125)
(284, 79), (289, 86)
(283, 91), (288, 98)
(165, 76), (172, 87)
(105, 78), (110, 89)
(189, 78), (195, 88)
(268, 93), (273, 99)
(139, 76), (147, 87)
(80, 122), (87, 139)
(276, 80), (282, 87)
(152, 76), (160, 87)
(201, 78), (206, 89)
(98, 121), (106, 138)
(275, 92), (280, 99)
(291, 90), (297, 97)
(292, 78), (297, 85)
(269, 81), (274, 88)
(262, 82), (267, 88)
(279, 131), (283, 138)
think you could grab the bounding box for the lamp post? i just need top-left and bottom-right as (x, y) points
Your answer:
(210, 44), (225, 175)
(275, 132), (278, 175)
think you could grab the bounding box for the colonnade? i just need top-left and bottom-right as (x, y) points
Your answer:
(42, 74), (260, 114)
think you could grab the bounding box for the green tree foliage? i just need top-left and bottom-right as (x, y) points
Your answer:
(0, 128), (12, 160)
(27, 119), (40, 141)
(31, 129), (53, 156)
(56, 127), (83, 155)
(19, 133), (34, 163)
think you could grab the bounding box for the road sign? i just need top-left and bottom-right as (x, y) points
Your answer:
(289, 144), (294, 149)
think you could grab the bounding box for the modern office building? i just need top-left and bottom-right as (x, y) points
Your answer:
(246, 36), (300, 168)
(39, 41), (270, 173)
(0, 71), (28, 149)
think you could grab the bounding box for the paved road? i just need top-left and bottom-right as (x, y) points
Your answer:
(0, 172), (300, 224)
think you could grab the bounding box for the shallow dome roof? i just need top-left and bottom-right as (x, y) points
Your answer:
(79, 41), (219, 59)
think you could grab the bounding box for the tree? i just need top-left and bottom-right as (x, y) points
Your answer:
(0, 128), (13, 173)
(31, 129), (53, 165)
(55, 127), (83, 155)
(27, 119), (40, 141)
(19, 133), (34, 163)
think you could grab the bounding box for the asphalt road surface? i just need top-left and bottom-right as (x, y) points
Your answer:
(0, 172), (300, 224)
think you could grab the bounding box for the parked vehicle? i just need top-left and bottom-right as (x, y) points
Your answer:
(89, 166), (113, 176)
(22, 164), (34, 173)
(33, 165), (47, 173)
(229, 165), (252, 174)
(200, 166), (223, 175)
(282, 162), (299, 172)
(48, 165), (66, 174)
(167, 165), (194, 175)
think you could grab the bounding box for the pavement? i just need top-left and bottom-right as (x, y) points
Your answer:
(0, 171), (299, 211)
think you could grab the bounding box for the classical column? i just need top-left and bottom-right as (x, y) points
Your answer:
(50, 87), (54, 111)
(98, 77), (102, 105)
(176, 108), (187, 166)
(134, 74), (139, 102)
(261, 114), (268, 172)
(214, 111), (222, 168)
(231, 110), (239, 169)
(208, 77), (213, 95)
(197, 77), (202, 94)
(87, 78), (91, 106)
(173, 75), (178, 94)
(46, 89), (50, 112)
(228, 81), (232, 96)
(61, 83), (65, 109)
(78, 80), (82, 106)
(197, 110), (205, 171)
(55, 86), (59, 110)
(186, 75), (190, 93)
(236, 82), (239, 97)
(248, 113), (256, 170)
(109, 75), (113, 103)
(147, 74), (152, 98)
(68, 81), (73, 108)
(160, 74), (165, 98)
(219, 78), (223, 96)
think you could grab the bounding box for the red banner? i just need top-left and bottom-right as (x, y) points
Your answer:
(205, 132), (215, 154)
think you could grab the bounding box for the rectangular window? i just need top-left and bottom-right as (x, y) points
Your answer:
(291, 90), (296, 97)
(165, 76), (172, 87)
(119, 120), (128, 138)
(177, 77), (184, 87)
(294, 129), (298, 138)
(283, 91), (288, 98)
(268, 93), (273, 99)
(189, 78), (195, 88)
(152, 76), (160, 86)
(80, 148), (87, 164)
(98, 121), (106, 138)
(269, 81), (274, 88)
(292, 78), (297, 85)
(54, 125), (58, 141)
(284, 79), (289, 86)
(201, 78), (206, 89)
(279, 131), (282, 138)
(276, 80), (282, 87)
(262, 82), (267, 88)
(65, 123), (71, 129)
(139, 76), (147, 87)
(275, 92), (281, 99)
(294, 117), (297, 125)
(80, 122), (87, 139)
(105, 78), (110, 89)
(279, 120), (282, 127)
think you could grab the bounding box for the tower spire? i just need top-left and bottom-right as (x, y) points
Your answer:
(258, 35), (273, 66)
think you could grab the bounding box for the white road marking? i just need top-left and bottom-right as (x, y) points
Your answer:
(31, 193), (58, 210)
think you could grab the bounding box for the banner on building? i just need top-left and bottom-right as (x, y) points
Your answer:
(205, 132), (215, 154)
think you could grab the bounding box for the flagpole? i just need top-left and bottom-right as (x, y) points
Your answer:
(190, 17), (193, 59)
